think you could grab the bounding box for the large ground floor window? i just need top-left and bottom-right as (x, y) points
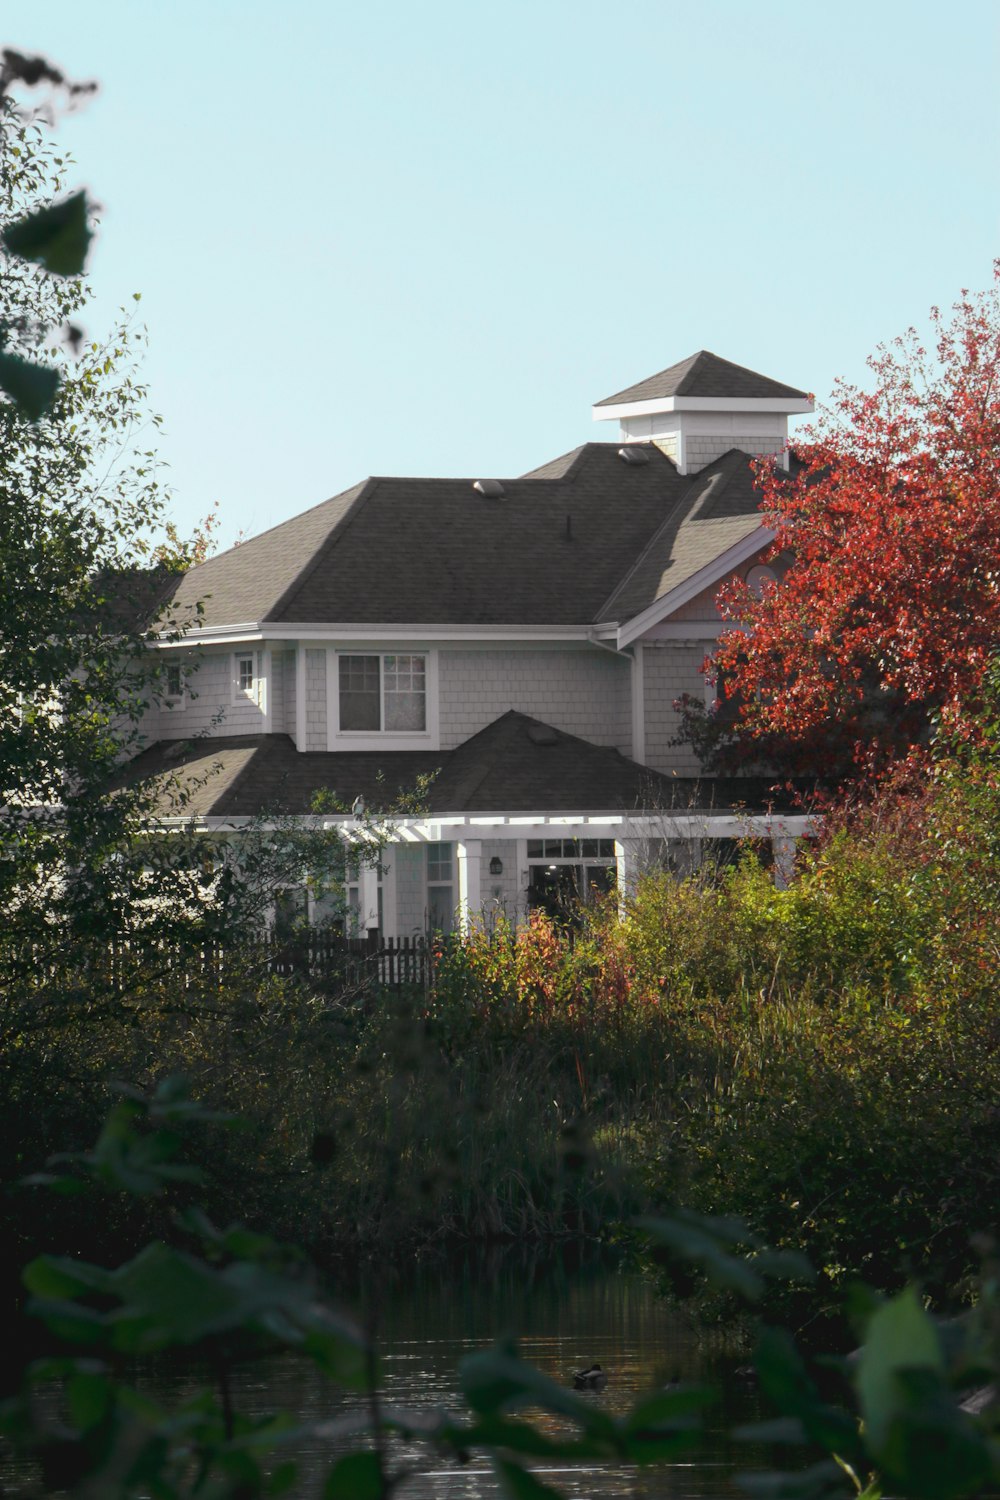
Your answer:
(526, 838), (616, 921)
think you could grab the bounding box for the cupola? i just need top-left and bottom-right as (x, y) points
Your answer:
(592, 350), (812, 474)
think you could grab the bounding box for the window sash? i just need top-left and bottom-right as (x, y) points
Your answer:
(339, 655), (381, 730)
(339, 653), (426, 733)
(426, 841), (453, 883)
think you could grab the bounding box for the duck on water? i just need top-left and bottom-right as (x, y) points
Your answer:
(573, 1364), (607, 1390)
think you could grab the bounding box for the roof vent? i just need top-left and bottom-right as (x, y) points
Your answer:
(618, 446), (650, 466)
(473, 478), (505, 498)
(526, 723), (559, 746)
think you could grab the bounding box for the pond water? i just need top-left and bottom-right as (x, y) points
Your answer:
(143, 1249), (767, 1499)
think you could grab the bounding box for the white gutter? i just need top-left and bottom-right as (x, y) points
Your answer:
(150, 622), (598, 648)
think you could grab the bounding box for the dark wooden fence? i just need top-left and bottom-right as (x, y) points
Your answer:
(12, 931), (439, 1000)
(265, 932), (435, 995)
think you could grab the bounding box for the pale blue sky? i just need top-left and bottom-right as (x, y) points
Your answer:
(11, 1), (999, 546)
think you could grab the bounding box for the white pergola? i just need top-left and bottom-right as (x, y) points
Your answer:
(330, 808), (815, 934)
(167, 807), (816, 937)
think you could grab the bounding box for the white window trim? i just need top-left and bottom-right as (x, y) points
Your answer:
(425, 841), (456, 933)
(231, 649), (266, 711)
(327, 647), (440, 750)
(162, 661), (187, 712)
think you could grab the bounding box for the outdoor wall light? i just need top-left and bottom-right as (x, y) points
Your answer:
(489, 856), (503, 876)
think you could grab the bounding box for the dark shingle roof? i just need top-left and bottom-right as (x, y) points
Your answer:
(126, 714), (809, 819)
(163, 481), (369, 629)
(601, 448), (770, 620)
(595, 351), (809, 408)
(160, 445), (694, 629)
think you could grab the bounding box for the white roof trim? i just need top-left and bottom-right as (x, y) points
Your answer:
(160, 810), (817, 841)
(151, 622), (596, 648)
(594, 395), (813, 421)
(615, 526), (774, 648)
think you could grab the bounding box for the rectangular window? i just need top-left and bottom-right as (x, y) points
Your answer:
(163, 662), (185, 707)
(232, 653), (256, 700)
(426, 842), (454, 933)
(339, 653), (426, 733)
(339, 655), (381, 730)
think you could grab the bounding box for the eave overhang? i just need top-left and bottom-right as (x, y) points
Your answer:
(592, 395), (814, 423)
(150, 622), (599, 648)
(612, 525), (774, 649)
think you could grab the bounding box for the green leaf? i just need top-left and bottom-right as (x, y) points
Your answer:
(268, 1461), (299, 1496)
(856, 1285), (942, 1455)
(66, 1372), (112, 1432)
(3, 191), (93, 276)
(23, 1256), (112, 1300)
(636, 1212), (764, 1301)
(736, 1459), (853, 1499)
(620, 1387), (708, 1463)
(733, 1417), (809, 1444)
(0, 351), (60, 421)
(754, 1328), (859, 1460)
(493, 1456), (566, 1499)
(462, 1414), (602, 1460)
(26, 1300), (108, 1346)
(874, 1366), (992, 1499)
(459, 1344), (617, 1442)
(324, 1451), (382, 1500)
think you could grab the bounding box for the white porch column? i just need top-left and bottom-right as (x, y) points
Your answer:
(615, 838), (640, 913)
(380, 850), (399, 939)
(359, 860), (380, 936)
(295, 644), (307, 752)
(772, 833), (798, 890)
(456, 840), (483, 935)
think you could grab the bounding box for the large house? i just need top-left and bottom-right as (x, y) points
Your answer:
(132, 351), (817, 936)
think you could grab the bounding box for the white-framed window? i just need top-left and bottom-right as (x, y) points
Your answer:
(526, 838), (617, 920)
(425, 842), (455, 933)
(330, 650), (438, 749)
(338, 653), (426, 732)
(162, 660), (186, 710)
(232, 651), (259, 704)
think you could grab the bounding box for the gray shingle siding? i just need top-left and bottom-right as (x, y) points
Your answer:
(438, 648), (631, 755)
(643, 643), (706, 776)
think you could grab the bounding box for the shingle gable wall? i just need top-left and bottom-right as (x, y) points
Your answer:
(438, 647), (631, 755)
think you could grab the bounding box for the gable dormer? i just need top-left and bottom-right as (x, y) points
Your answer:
(592, 350), (812, 474)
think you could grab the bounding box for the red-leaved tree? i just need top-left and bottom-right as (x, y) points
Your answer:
(705, 265), (1000, 780)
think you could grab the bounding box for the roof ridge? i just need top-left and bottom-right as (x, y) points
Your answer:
(595, 471), (698, 621)
(189, 481), (371, 571)
(519, 445), (588, 480)
(443, 710), (524, 807)
(267, 479), (378, 622)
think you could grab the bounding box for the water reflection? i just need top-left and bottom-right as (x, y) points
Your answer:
(145, 1248), (761, 1498)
